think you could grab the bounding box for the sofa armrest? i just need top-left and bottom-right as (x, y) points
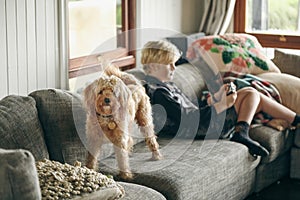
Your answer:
(0, 148), (41, 200)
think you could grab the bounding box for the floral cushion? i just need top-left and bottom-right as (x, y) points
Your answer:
(187, 33), (281, 75)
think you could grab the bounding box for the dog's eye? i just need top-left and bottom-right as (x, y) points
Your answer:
(98, 90), (103, 95)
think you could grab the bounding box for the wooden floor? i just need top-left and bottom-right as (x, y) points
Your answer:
(246, 177), (300, 200)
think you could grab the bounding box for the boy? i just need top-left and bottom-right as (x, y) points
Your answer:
(141, 40), (300, 157)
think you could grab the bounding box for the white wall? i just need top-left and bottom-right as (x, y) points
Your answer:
(0, 0), (68, 99)
(134, 0), (204, 67)
(136, 0), (203, 46)
(137, 0), (203, 34)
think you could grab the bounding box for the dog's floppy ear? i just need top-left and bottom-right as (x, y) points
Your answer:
(83, 80), (98, 113)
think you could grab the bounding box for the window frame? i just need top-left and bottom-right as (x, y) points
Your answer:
(234, 0), (300, 50)
(68, 0), (136, 78)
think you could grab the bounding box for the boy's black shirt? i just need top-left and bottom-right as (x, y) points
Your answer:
(143, 75), (215, 138)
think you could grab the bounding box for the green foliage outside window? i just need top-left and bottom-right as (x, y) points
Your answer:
(268, 0), (299, 31)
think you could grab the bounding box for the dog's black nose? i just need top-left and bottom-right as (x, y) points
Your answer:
(104, 98), (110, 104)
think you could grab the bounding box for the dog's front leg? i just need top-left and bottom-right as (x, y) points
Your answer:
(86, 143), (102, 170)
(85, 118), (103, 170)
(113, 144), (133, 180)
(86, 151), (99, 170)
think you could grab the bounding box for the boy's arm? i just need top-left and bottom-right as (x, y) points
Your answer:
(152, 89), (183, 124)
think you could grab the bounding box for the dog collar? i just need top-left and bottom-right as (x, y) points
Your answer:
(95, 111), (116, 130)
(96, 112), (113, 118)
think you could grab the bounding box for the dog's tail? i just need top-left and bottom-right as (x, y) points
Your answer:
(103, 64), (141, 86)
(104, 64), (123, 78)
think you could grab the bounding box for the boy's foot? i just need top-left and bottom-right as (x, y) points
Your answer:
(230, 132), (269, 157)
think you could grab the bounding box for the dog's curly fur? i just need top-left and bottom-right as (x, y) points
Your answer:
(83, 65), (162, 180)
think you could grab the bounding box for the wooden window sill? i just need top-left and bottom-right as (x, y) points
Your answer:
(69, 48), (135, 78)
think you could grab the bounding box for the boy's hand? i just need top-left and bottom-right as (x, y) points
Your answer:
(209, 83), (236, 104)
(213, 85), (237, 113)
(226, 82), (236, 95)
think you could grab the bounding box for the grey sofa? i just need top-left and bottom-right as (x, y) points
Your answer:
(103, 62), (295, 199)
(0, 49), (299, 200)
(0, 90), (165, 200)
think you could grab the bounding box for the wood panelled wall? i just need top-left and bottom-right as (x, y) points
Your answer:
(0, 0), (67, 99)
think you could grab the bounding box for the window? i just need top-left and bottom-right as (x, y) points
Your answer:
(234, 0), (300, 49)
(68, 0), (136, 78)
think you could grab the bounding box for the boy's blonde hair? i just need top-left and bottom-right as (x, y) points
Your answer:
(141, 40), (181, 74)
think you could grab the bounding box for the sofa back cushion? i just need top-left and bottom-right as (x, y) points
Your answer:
(0, 95), (49, 160)
(128, 63), (206, 102)
(257, 72), (300, 114)
(29, 89), (87, 164)
(272, 49), (300, 78)
(172, 63), (206, 102)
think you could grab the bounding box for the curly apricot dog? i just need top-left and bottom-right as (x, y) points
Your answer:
(83, 65), (162, 180)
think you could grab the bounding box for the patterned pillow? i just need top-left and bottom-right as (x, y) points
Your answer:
(187, 33), (281, 75)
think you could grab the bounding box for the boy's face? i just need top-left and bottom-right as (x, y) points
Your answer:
(149, 62), (176, 82)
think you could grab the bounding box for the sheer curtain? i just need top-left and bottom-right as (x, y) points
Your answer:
(199, 0), (236, 35)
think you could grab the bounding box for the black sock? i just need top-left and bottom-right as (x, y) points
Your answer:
(235, 121), (250, 135)
(231, 121), (269, 157)
(292, 114), (300, 126)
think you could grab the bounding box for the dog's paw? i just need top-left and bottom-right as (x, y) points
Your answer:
(151, 150), (163, 161)
(119, 171), (133, 180)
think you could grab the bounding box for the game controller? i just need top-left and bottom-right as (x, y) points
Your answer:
(227, 82), (236, 95)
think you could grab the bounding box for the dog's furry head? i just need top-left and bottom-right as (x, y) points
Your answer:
(83, 75), (131, 117)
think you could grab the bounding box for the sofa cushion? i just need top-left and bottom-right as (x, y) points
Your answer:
(172, 63), (206, 102)
(0, 95), (49, 160)
(118, 182), (166, 200)
(187, 33), (281, 75)
(290, 147), (300, 179)
(272, 48), (300, 78)
(100, 138), (260, 200)
(254, 152), (290, 192)
(249, 125), (294, 164)
(29, 89), (87, 164)
(0, 149), (41, 200)
(257, 72), (300, 114)
(293, 129), (300, 148)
